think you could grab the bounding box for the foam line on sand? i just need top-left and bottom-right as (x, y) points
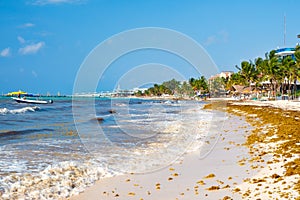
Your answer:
(70, 113), (258, 200)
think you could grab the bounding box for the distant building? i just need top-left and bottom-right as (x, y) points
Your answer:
(219, 71), (234, 79)
(208, 71), (233, 96)
(275, 47), (295, 60)
(132, 87), (148, 93)
(209, 71), (234, 81)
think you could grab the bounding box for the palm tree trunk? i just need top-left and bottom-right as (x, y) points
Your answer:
(294, 79), (297, 100)
(270, 80), (274, 98)
(281, 82), (284, 99)
(274, 82), (277, 100)
(288, 80), (292, 100)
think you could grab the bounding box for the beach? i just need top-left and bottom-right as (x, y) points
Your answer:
(69, 99), (300, 200)
(1, 98), (300, 199)
(2, 1), (300, 199)
(226, 100), (300, 199)
(70, 112), (252, 200)
(0, 98), (216, 199)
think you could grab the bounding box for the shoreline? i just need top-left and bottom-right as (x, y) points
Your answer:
(69, 99), (300, 200)
(69, 106), (256, 200)
(225, 101), (300, 199)
(3, 98), (298, 199)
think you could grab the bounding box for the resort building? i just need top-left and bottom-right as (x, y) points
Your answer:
(219, 71), (234, 79)
(208, 71), (233, 96)
(208, 71), (234, 82)
(275, 47), (296, 60)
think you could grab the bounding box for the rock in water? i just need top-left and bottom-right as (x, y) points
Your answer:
(108, 109), (116, 114)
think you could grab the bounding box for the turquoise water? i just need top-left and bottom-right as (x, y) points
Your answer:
(0, 96), (212, 198)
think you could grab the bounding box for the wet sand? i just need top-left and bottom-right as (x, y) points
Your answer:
(70, 112), (258, 200)
(69, 100), (300, 200)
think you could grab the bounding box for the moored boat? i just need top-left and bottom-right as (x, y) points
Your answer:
(12, 97), (53, 104)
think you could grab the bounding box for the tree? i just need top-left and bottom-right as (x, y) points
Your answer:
(189, 76), (208, 94)
(134, 90), (143, 97)
(262, 50), (281, 98)
(281, 56), (296, 98)
(236, 60), (257, 91)
(181, 81), (194, 96)
(227, 72), (245, 89)
(162, 79), (180, 94)
(293, 45), (300, 98)
(208, 77), (226, 97)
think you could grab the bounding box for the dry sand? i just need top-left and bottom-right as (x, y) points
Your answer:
(230, 99), (300, 111)
(69, 100), (300, 200)
(226, 100), (300, 199)
(70, 113), (258, 200)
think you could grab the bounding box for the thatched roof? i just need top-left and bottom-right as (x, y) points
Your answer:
(232, 85), (254, 94)
(232, 85), (245, 93)
(242, 87), (251, 94)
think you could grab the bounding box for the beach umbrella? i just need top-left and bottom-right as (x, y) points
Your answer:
(7, 90), (27, 96)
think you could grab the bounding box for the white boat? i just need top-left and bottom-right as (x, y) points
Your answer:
(12, 97), (53, 104)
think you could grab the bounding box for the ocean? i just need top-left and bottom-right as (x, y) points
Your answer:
(0, 96), (219, 199)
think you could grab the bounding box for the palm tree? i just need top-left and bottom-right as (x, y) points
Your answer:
(208, 77), (226, 97)
(281, 56), (295, 98)
(227, 72), (245, 89)
(199, 76), (209, 93)
(293, 45), (300, 98)
(255, 57), (264, 82)
(180, 81), (194, 97)
(263, 50), (281, 98)
(162, 79), (180, 95)
(236, 60), (257, 92)
(189, 76), (208, 95)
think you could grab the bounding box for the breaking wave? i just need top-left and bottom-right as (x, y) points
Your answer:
(0, 106), (40, 115)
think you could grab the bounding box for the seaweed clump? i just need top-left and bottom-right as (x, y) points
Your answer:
(225, 102), (300, 196)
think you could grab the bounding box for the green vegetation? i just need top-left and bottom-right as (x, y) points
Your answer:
(227, 45), (300, 98)
(209, 76), (227, 96)
(135, 77), (208, 98)
(189, 76), (209, 94)
(135, 45), (300, 99)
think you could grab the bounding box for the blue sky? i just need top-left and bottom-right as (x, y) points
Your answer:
(0, 0), (300, 95)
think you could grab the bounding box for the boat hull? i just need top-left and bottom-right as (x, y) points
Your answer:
(12, 97), (53, 104)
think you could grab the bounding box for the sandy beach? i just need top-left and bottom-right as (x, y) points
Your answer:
(70, 105), (255, 200)
(226, 100), (300, 199)
(68, 99), (300, 200)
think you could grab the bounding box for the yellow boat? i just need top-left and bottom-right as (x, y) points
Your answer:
(6, 90), (27, 96)
(7, 90), (53, 104)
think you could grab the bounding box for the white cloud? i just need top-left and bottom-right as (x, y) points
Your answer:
(0, 47), (11, 57)
(35, 31), (52, 37)
(204, 30), (229, 46)
(19, 23), (35, 28)
(204, 36), (216, 46)
(32, 70), (38, 78)
(219, 30), (229, 43)
(24, 23), (35, 27)
(31, 0), (84, 5)
(19, 42), (45, 55)
(17, 36), (26, 44)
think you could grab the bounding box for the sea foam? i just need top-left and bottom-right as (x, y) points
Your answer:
(0, 106), (40, 115)
(0, 160), (117, 200)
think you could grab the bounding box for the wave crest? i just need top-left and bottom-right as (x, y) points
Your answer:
(0, 106), (40, 115)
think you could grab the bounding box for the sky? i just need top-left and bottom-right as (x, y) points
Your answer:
(1, 0), (300, 95)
